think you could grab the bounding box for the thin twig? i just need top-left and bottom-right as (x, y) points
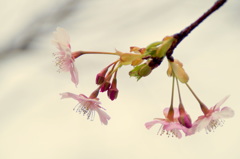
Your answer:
(166, 0), (227, 59)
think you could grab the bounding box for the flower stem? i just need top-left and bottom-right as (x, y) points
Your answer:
(166, 0), (227, 58)
(185, 83), (209, 114)
(185, 83), (201, 104)
(176, 78), (182, 104)
(74, 51), (120, 56)
(170, 76), (175, 108)
(105, 61), (120, 80)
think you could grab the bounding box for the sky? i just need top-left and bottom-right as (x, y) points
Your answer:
(0, 0), (240, 159)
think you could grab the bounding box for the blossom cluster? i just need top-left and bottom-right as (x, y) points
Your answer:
(145, 59), (234, 138)
(53, 27), (234, 138)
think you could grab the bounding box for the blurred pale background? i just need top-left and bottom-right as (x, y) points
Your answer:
(0, 0), (240, 159)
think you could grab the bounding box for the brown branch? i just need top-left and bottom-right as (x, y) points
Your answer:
(166, 0), (227, 59)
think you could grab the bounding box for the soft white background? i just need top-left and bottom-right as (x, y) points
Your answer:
(0, 0), (239, 159)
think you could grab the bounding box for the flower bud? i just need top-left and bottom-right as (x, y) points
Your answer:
(96, 74), (105, 85)
(129, 63), (152, 80)
(129, 64), (142, 80)
(138, 64), (152, 77)
(96, 67), (108, 85)
(100, 81), (111, 92)
(178, 103), (192, 128)
(108, 87), (119, 100)
(178, 114), (192, 128)
(131, 58), (143, 66)
(156, 36), (176, 58)
(107, 78), (119, 100)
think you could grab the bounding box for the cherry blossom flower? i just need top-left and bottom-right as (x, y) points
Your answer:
(53, 27), (79, 86)
(60, 92), (111, 125)
(145, 108), (190, 138)
(189, 96), (234, 134)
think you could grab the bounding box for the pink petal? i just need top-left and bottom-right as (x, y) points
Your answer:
(145, 120), (162, 129)
(60, 92), (82, 101)
(163, 122), (184, 131)
(163, 123), (183, 138)
(70, 63), (79, 87)
(77, 94), (101, 105)
(194, 117), (211, 132)
(96, 108), (111, 125)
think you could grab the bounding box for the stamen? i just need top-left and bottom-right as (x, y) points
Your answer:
(157, 125), (163, 135)
(156, 125), (178, 138)
(205, 119), (225, 133)
(73, 103), (95, 121)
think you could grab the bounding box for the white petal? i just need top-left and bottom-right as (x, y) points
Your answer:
(213, 107), (234, 119)
(214, 95), (230, 109)
(52, 27), (71, 51)
(195, 117), (211, 132)
(54, 27), (70, 45)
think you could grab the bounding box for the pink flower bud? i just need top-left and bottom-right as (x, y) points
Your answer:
(178, 114), (192, 128)
(96, 73), (105, 85)
(107, 87), (119, 100)
(96, 67), (109, 85)
(100, 81), (111, 92)
(178, 103), (192, 128)
(107, 78), (118, 100)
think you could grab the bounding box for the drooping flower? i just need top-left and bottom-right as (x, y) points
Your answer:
(60, 92), (111, 125)
(145, 108), (190, 138)
(53, 27), (79, 86)
(190, 96), (234, 134)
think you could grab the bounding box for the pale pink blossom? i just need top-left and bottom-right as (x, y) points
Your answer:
(60, 92), (110, 125)
(53, 27), (79, 86)
(189, 96), (234, 134)
(145, 108), (190, 138)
